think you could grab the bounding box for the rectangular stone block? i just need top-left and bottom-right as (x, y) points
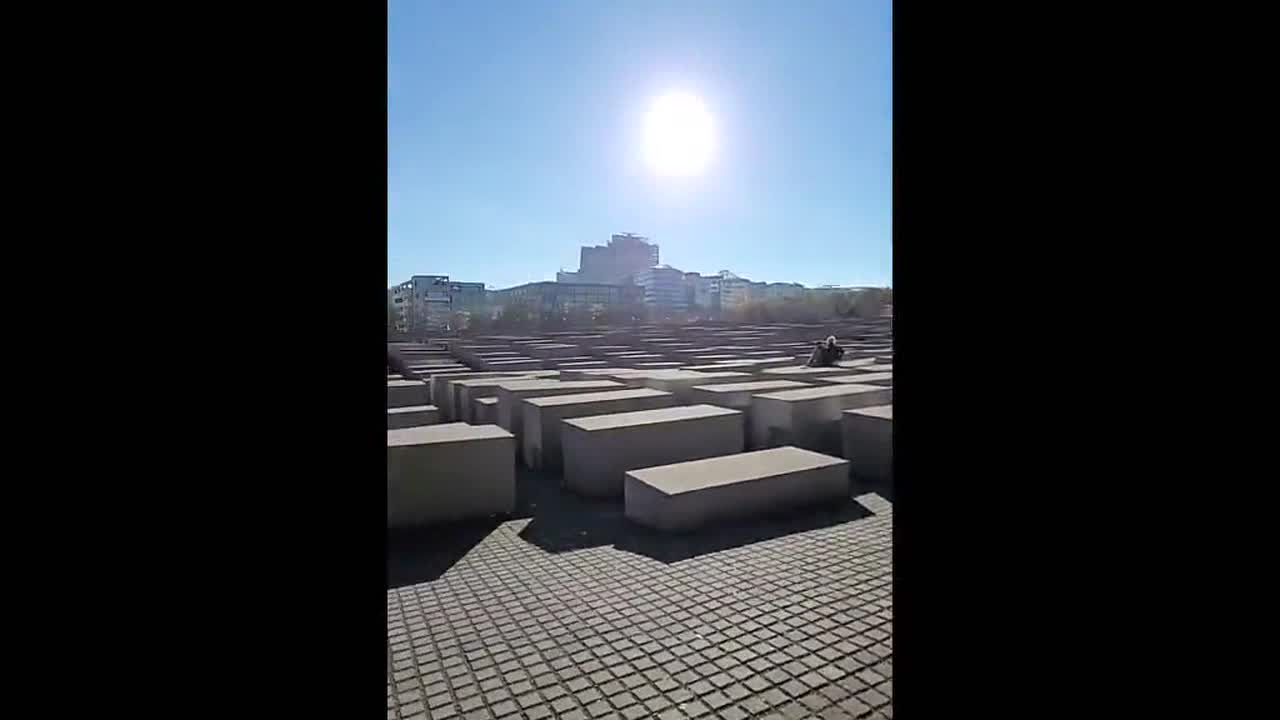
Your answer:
(387, 379), (430, 409)
(387, 423), (515, 528)
(524, 343), (582, 359)
(687, 380), (812, 410)
(640, 370), (754, 403)
(821, 372), (893, 386)
(613, 354), (667, 367)
(433, 371), (557, 421)
(843, 405), (892, 485)
(456, 377), (531, 423)
(750, 384), (895, 454)
(587, 345), (634, 357)
(688, 379), (812, 446)
(761, 365), (853, 377)
(562, 405), (745, 497)
(479, 357), (544, 372)
(387, 404), (439, 430)
(557, 367), (631, 382)
(632, 362), (686, 370)
(625, 446), (850, 532)
(539, 355), (602, 369)
(495, 379), (625, 451)
(522, 388), (676, 471)
(551, 360), (609, 372)
(473, 396), (499, 424)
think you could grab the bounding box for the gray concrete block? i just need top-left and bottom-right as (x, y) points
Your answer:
(524, 343), (582, 359)
(750, 384), (895, 454)
(522, 388), (677, 471)
(821, 372), (893, 386)
(688, 379), (813, 447)
(625, 446), (850, 532)
(387, 423), (515, 528)
(494, 379), (625, 449)
(640, 370), (754, 403)
(562, 404), (745, 497)
(473, 396), (499, 425)
(434, 371), (558, 421)
(687, 380), (812, 410)
(761, 365), (853, 377)
(387, 379), (430, 409)
(843, 405), (892, 485)
(387, 404), (439, 430)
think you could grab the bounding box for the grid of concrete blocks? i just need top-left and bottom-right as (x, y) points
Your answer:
(388, 320), (893, 719)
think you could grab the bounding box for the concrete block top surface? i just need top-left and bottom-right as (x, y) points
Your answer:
(692, 380), (812, 394)
(454, 376), (534, 388)
(755, 383), (888, 401)
(822, 373), (893, 384)
(762, 366), (851, 375)
(845, 404), (893, 421)
(629, 446), (846, 495)
(497, 379), (621, 392)
(476, 397), (499, 406)
(527, 343), (577, 350)
(387, 379), (428, 388)
(524, 388), (672, 408)
(856, 364), (893, 372)
(387, 404), (438, 415)
(387, 423), (513, 447)
(563, 404), (741, 432)
(647, 370), (752, 381)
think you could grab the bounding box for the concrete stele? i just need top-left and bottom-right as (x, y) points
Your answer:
(750, 383), (895, 454)
(843, 404), (893, 487)
(561, 404), (745, 497)
(624, 446), (850, 532)
(387, 423), (515, 528)
(521, 388), (676, 470)
(387, 404), (440, 430)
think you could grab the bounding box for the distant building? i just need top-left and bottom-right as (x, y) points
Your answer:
(576, 233), (660, 284)
(556, 270), (581, 283)
(634, 266), (688, 314)
(718, 271), (752, 310)
(492, 281), (641, 315)
(765, 282), (805, 300)
(448, 281), (487, 313)
(389, 275), (486, 334)
(388, 275), (453, 334)
(694, 274), (722, 311)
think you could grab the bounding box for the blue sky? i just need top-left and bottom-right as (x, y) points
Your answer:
(388, 0), (891, 290)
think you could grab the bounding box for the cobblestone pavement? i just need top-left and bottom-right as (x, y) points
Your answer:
(388, 470), (893, 720)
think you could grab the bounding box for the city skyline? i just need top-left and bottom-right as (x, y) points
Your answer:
(388, 0), (892, 290)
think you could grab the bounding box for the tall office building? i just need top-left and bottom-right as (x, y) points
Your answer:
(575, 233), (660, 284)
(634, 266), (688, 314)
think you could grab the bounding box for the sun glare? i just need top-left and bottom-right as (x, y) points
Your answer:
(643, 93), (714, 177)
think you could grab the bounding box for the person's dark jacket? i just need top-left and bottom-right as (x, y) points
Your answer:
(806, 343), (845, 368)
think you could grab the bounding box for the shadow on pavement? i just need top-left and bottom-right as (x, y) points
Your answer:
(388, 463), (885, 588)
(387, 518), (502, 588)
(516, 465), (873, 563)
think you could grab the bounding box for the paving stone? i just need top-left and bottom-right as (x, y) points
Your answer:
(839, 696), (871, 716)
(681, 700), (711, 718)
(703, 691), (731, 710)
(858, 687), (890, 708)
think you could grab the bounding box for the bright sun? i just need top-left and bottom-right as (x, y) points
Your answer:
(643, 93), (714, 177)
